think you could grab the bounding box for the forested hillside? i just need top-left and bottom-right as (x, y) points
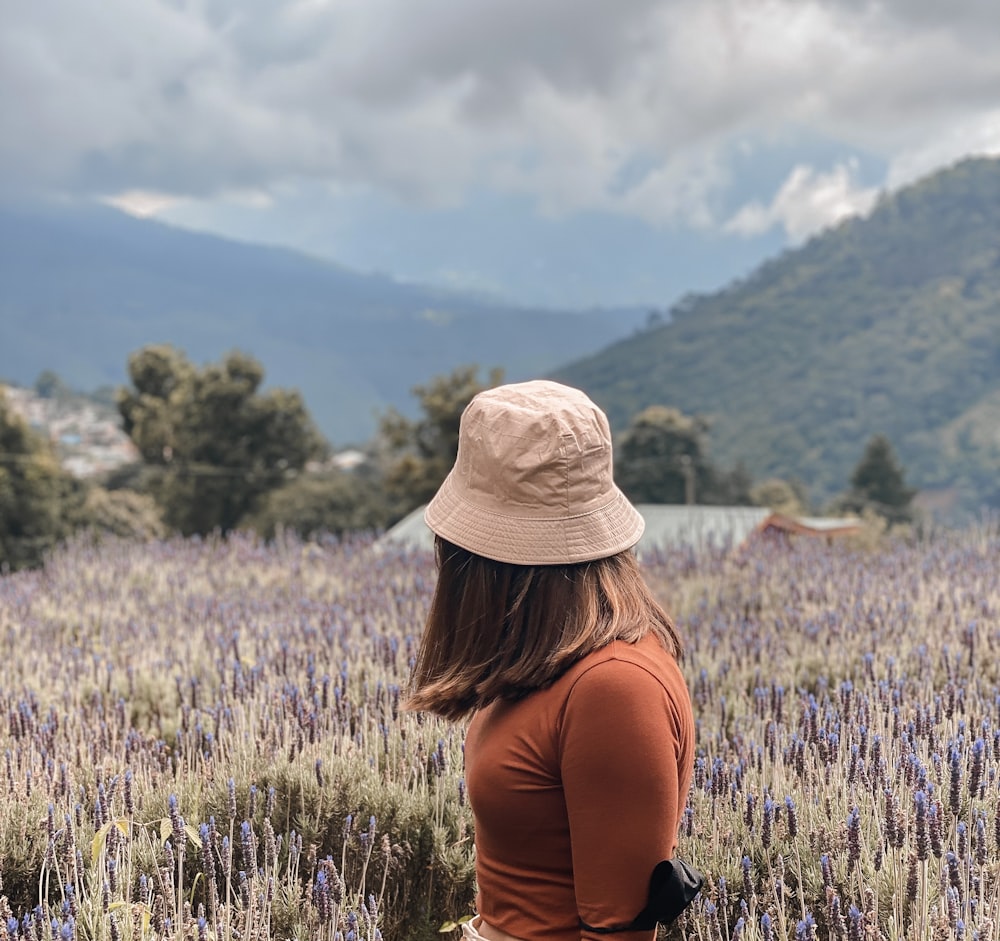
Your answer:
(557, 157), (1000, 517)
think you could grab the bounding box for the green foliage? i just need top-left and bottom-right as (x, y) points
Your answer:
(73, 486), (168, 540)
(710, 461), (755, 506)
(615, 405), (754, 506)
(749, 477), (811, 516)
(615, 406), (712, 504)
(0, 389), (77, 570)
(33, 369), (71, 400)
(118, 345), (327, 535)
(247, 469), (389, 539)
(835, 433), (917, 525)
(378, 365), (502, 524)
(558, 156), (1000, 519)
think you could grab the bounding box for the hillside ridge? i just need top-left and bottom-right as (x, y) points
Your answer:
(556, 156), (1000, 517)
(0, 201), (646, 445)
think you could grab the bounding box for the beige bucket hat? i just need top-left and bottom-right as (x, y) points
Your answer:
(424, 379), (644, 565)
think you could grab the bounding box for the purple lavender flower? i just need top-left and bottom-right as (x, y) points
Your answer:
(914, 791), (929, 861)
(123, 770), (134, 817)
(975, 814), (987, 867)
(821, 854), (834, 891)
(847, 905), (862, 941)
(905, 853), (918, 903)
(260, 784), (273, 819)
(762, 797), (774, 849)
(168, 794), (185, 850)
(846, 808), (861, 867)
(313, 871), (331, 923)
(847, 744), (860, 787)
(704, 901), (719, 936)
(949, 747), (962, 816)
(882, 790), (898, 848)
(199, 823), (214, 883)
(946, 852), (963, 906)
(929, 801), (944, 858)
(795, 912), (816, 940)
(946, 886), (959, 925)
(741, 855), (754, 902)
(828, 892), (844, 936)
(240, 821), (257, 873)
(970, 739), (985, 797)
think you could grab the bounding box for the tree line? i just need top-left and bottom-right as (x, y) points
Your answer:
(0, 344), (917, 571)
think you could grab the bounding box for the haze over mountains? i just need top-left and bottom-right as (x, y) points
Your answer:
(558, 157), (1000, 517)
(0, 202), (647, 444)
(3, 156), (999, 519)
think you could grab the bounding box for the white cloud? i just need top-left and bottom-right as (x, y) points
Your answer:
(885, 110), (1000, 190)
(2, 0), (998, 231)
(725, 161), (880, 241)
(102, 190), (185, 217)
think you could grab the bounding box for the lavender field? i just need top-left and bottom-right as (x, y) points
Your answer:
(1, 524), (999, 941)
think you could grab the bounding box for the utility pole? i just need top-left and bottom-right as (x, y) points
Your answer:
(679, 454), (695, 505)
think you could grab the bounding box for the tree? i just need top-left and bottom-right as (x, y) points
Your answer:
(247, 469), (388, 540)
(711, 461), (755, 506)
(117, 345), (327, 534)
(0, 389), (76, 570)
(614, 405), (715, 504)
(750, 478), (810, 517)
(74, 487), (167, 541)
(34, 370), (71, 400)
(841, 433), (917, 524)
(378, 365), (503, 523)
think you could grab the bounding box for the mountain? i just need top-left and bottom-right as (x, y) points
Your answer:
(0, 202), (647, 445)
(556, 157), (1000, 518)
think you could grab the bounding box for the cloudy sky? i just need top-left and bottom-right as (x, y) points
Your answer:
(3, 0), (999, 307)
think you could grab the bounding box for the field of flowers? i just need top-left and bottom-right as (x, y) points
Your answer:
(1, 522), (999, 941)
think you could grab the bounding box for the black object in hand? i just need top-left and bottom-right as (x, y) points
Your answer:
(579, 857), (704, 934)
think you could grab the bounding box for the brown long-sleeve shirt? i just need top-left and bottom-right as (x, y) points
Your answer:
(464, 634), (696, 941)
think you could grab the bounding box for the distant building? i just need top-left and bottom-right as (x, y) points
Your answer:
(756, 513), (863, 541)
(379, 504), (862, 556)
(637, 505), (771, 553)
(331, 449), (368, 471)
(1, 383), (138, 477)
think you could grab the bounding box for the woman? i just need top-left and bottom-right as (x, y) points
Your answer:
(406, 380), (698, 941)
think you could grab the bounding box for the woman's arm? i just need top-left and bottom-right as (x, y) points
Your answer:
(560, 655), (688, 941)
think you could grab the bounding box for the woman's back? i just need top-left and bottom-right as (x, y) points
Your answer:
(466, 634), (695, 940)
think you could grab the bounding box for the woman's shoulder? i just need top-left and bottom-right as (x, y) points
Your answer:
(554, 635), (693, 750)
(559, 634), (685, 700)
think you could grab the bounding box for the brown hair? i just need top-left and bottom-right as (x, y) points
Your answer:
(405, 536), (682, 720)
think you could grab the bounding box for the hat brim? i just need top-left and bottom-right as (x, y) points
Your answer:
(424, 471), (645, 566)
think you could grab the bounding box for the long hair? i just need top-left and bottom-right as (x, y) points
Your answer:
(405, 536), (682, 720)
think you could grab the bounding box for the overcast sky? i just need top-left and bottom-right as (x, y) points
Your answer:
(3, 0), (999, 307)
